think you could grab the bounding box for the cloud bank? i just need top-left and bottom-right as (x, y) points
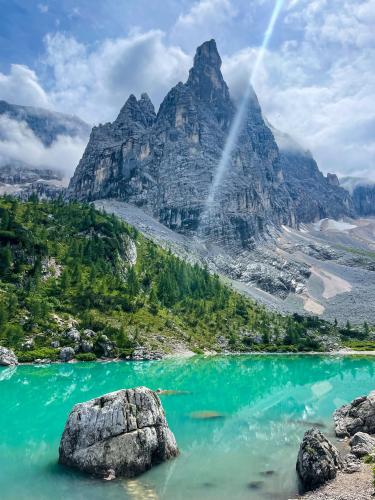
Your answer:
(0, 115), (87, 178)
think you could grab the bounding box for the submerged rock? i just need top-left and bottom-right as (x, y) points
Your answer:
(334, 392), (375, 437)
(190, 411), (225, 420)
(349, 432), (375, 457)
(155, 389), (191, 396)
(0, 346), (18, 366)
(58, 387), (179, 478)
(296, 428), (342, 493)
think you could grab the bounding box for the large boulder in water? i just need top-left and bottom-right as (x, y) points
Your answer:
(296, 428), (342, 493)
(58, 387), (179, 478)
(0, 346), (18, 366)
(334, 392), (375, 437)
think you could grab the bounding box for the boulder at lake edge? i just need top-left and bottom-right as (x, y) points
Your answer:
(349, 432), (375, 457)
(0, 346), (18, 366)
(296, 428), (342, 493)
(58, 387), (179, 478)
(334, 392), (375, 437)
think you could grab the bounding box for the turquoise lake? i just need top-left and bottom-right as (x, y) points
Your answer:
(1, 355), (374, 500)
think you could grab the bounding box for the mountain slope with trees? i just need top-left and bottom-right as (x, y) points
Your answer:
(0, 196), (370, 362)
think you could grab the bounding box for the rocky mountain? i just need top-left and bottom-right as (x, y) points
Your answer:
(340, 177), (375, 216)
(69, 40), (354, 248)
(270, 127), (355, 222)
(0, 100), (90, 197)
(0, 100), (90, 146)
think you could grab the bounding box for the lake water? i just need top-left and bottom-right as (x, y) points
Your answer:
(1, 355), (374, 500)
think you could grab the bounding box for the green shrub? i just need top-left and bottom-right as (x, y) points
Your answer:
(75, 352), (97, 362)
(16, 347), (59, 362)
(118, 348), (134, 359)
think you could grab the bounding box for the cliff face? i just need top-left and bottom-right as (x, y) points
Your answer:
(271, 128), (355, 223)
(69, 40), (354, 248)
(340, 177), (375, 216)
(0, 100), (90, 146)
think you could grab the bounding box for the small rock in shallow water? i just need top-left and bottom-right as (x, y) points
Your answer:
(103, 469), (116, 481)
(58, 387), (179, 478)
(247, 481), (264, 490)
(260, 470), (276, 476)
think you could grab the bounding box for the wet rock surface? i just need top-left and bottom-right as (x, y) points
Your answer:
(0, 346), (18, 366)
(296, 428), (342, 493)
(58, 387), (179, 478)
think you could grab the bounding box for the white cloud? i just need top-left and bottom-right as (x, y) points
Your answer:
(0, 116), (87, 178)
(175, 0), (235, 27)
(43, 30), (190, 123)
(222, 0), (375, 180)
(172, 0), (237, 47)
(0, 64), (50, 108)
(37, 3), (49, 14)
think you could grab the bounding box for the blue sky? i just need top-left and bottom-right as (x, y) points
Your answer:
(0, 0), (374, 179)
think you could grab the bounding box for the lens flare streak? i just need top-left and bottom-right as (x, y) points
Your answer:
(201, 0), (285, 224)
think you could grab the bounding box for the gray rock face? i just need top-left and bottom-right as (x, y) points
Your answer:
(20, 338), (34, 350)
(351, 184), (375, 215)
(0, 100), (90, 146)
(0, 100), (90, 199)
(64, 328), (81, 343)
(68, 39), (296, 248)
(0, 346), (18, 366)
(58, 387), (179, 478)
(349, 432), (375, 457)
(272, 127), (355, 223)
(334, 392), (375, 437)
(59, 346), (75, 362)
(130, 346), (163, 361)
(296, 428), (342, 493)
(69, 39), (355, 248)
(342, 453), (361, 474)
(340, 177), (375, 216)
(96, 335), (117, 358)
(80, 340), (94, 353)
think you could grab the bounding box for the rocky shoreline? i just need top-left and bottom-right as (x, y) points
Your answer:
(2, 345), (375, 368)
(295, 391), (375, 499)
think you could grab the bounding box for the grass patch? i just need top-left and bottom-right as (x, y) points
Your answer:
(343, 340), (375, 351)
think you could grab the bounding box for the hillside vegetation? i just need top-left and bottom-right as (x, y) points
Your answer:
(0, 196), (371, 361)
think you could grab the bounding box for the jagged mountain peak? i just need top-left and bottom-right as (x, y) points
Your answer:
(69, 39), (354, 244)
(115, 93), (155, 128)
(187, 39), (231, 108)
(193, 39), (222, 70)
